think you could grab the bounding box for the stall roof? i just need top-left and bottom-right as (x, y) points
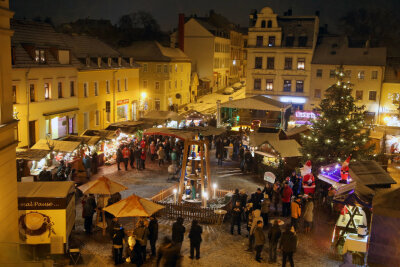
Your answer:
(349, 161), (396, 189)
(333, 181), (375, 207)
(61, 135), (101, 146)
(268, 139), (302, 158)
(220, 95), (291, 112)
(285, 125), (311, 137)
(106, 121), (151, 133)
(16, 148), (49, 161)
(372, 188), (400, 218)
(18, 181), (75, 198)
(31, 139), (81, 153)
(143, 111), (184, 122)
(249, 132), (280, 147)
(186, 126), (226, 136)
(144, 128), (195, 140)
(81, 129), (117, 140)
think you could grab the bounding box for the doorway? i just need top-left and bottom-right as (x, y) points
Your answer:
(28, 120), (37, 147)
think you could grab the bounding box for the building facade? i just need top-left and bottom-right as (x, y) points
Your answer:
(0, 0), (19, 260)
(311, 36), (386, 123)
(379, 57), (400, 125)
(246, 7), (319, 110)
(61, 34), (140, 132)
(119, 41), (191, 112)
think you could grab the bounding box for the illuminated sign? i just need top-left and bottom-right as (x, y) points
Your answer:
(295, 111), (318, 119)
(280, 96), (306, 104)
(117, 99), (129, 106)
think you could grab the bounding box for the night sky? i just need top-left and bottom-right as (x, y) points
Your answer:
(11, 0), (400, 32)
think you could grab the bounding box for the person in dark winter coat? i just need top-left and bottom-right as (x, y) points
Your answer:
(268, 220), (281, 263)
(82, 154), (92, 178)
(129, 145), (135, 169)
(157, 237), (181, 267)
(148, 215), (159, 257)
(253, 220), (265, 262)
(125, 237), (143, 267)
(134, 220), (149, 262)
(112, 223), (125, 265)
(231, 201), (243, 235)
(134, 146), (141, 170)
(279, 225), (297, 267)
(231, 189), (240, 207)
(188, 220), (202, 259)
(249, 188), (264, 210)
(172, 217), (185, 252)
(116, 147), (123, 171)
(83, 194), (96, 234)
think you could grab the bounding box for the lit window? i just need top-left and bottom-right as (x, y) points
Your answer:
(297, 58), (305, 70)
(35, 49), (46, 63)
(268, 36), (275, 47)
(358, 71), (365, 79)
(283, 80), (291, 92)
(175, 64), (178, 72)
(356, 90), (363, 100)
(265, 79), (273, 91)
(369, 91), (377, 101)
(314, 89), (321, 98)
(254, 79), (261, 90)
(371, 71), (378, 80)
(44, 83), (51, 99)
(296, 80), (304, 92)
(316, 69), (322, 78)
(94, 82), (98, 96)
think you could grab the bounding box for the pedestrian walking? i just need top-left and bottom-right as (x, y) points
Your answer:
(134, 146), (141, 170)
(250, 188), (264, 210)
(122, 145), (130, 171)
(230, 201), (242, 235)
(303, 196), (314, 233)
(134, 220), (149, 262)
(254, 220), (265, 262)
(150, 141), (156, 161)
(91, 151), (98, 175)
(261, 194), (270, 229)
(281, 182), (293, 217)
(82, 154), (92, 179)
(140, 150), (146, 169)
(83, 194), (96, 234)
(188, 220), (202, 260)
(112, 223), (125, 265)
(172, 217), (185, 253)
(148, 215), (159, 257)
(116, 147), (123, 171)
(268, 220), (281, 263)
(272, 182), (281, 215)
(291, 197), (301, 231)
(279, 225), (297, 267)
(247, 209), (263, 252)
(129, 145), (135, 169)
(157, 146), (165, 166)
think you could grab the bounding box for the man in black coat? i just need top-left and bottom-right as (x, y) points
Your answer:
(83, 194), (96, 234)
(231, 201), (243, 235)
(268, 220), (282, 263)
(189, 220), (202, 260)
(148, 215), (159, 257)
(112, 223), (125, 265)
(171, 217), (185, 253)
(279, 224), (297, 267)
(250, 188), (264, 210)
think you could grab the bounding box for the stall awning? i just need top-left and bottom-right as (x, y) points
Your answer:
(106, 121), (151, 134)
(186, 126), (226, 137)
(81, 129), (117, 140)
(144, 128), (195, 141)
(249, 132), (280, 147)
(31, 139), (81, 153)
(349, 161), (397, 189)
(61, 135), (101, 146)
(43, 108), (79, 118)
(18, 181), (75, 198)
(16, 148), (49, 161)
(268, 139), (302, 158)
(333, 181), (375, 208)
(220, 95), (291, 112)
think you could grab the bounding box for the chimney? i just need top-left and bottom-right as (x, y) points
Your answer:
(178, 13), (185, 51)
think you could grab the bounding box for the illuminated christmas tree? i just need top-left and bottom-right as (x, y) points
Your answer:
(300, 67), (374, 168)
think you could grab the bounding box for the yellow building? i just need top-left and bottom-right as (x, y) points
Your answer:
(0, 0), (19, 261)
(61, 34), (140, 132)
(11, 20), (79, 148)
(311, 36), (386, 123)
(246, 7), (319, 110)
(229, 29), (247, 84)
(119, 41), (191, 111)
(379, 59), (400, 125)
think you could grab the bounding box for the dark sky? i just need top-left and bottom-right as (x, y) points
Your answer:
(10, 0), (400, 32)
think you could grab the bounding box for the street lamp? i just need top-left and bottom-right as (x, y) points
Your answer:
(173, 188), (177, 203)
(212, 183), (217, 198)
(141, 92), (147, 99)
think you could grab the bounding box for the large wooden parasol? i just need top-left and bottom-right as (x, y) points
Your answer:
(103, 194), (164, 218)
(78, 176), (128, 235)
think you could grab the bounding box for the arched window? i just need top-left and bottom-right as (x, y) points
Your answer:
(267, 20), (272, 28)
(261, 20), (266, 28)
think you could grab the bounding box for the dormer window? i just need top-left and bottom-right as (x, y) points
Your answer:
(118, 57), (122, 67)
(261, 20), (266, 28)
(108, 57), (112, 67)
(267, 20), (272, 28)
(35, 49), (45, 63)
(97, 57), (102, 67)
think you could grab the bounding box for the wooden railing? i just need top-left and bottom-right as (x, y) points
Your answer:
(151, 184), (178, 202)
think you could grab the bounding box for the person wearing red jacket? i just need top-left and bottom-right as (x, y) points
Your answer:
(140, 150), (146, 170)
(281, 182), (293, 217)
(122, 145), (130, 171)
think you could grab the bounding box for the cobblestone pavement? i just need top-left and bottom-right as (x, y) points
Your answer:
(68, 153), (341, 267)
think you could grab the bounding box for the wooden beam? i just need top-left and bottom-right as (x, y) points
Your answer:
(178, 139), (189, 203)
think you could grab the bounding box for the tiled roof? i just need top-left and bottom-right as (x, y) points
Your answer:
(312, 36), (387, 66)
(119, 41), (190, 62)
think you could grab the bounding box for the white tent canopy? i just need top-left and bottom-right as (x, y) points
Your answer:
(220, 95), (291, 112)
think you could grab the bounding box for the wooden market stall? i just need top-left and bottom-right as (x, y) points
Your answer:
(16, 148), (50, 181)
(18, 181), (75, 254)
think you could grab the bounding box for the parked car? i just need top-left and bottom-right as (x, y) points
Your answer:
(223, 87), (234, 95)
(232, 82), (242, 91)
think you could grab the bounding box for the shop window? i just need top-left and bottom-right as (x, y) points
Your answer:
(284, 57), (292, 70)
(296, 80), (304, 92)
(12, 85), (17, 103)
(255, 57), (262, 69)
(265, 79), (273, 91)
(30, 84), (35, 102)
(267, 57), (275, 69)
(143, 63), (148, 72)
(155, 81), (160, 90)
(356, 90), (363, 100)
(44, 83), (51, 100)
(369, 91), (377, 101)
(316, 69), (323, 78)
(254, 79), (261, 90)
(314, 89), (321, 99)
(256, 36), (263, 47)
(117, 80), (121, 92)
(358, 71), (365, 79)
(106, 80), (110, 94)
(329, 69), (335, 78)
(283, 80), (291, 92)
(124, 78), (128, 91)
(371, 70), (378, 80)
(157, 64), (162, 73)
(268, 36), (275, 47)
(70, 81), (75, 97)
(84, 83), (88, 97)
(297, 58), (305, 70)
(58, 82), (63, 98)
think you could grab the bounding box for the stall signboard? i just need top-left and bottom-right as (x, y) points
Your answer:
(288, 110), (320, 127)
(18, 182), (75, 245)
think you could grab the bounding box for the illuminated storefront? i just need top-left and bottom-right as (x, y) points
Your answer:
(116, 99), (129, 121)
